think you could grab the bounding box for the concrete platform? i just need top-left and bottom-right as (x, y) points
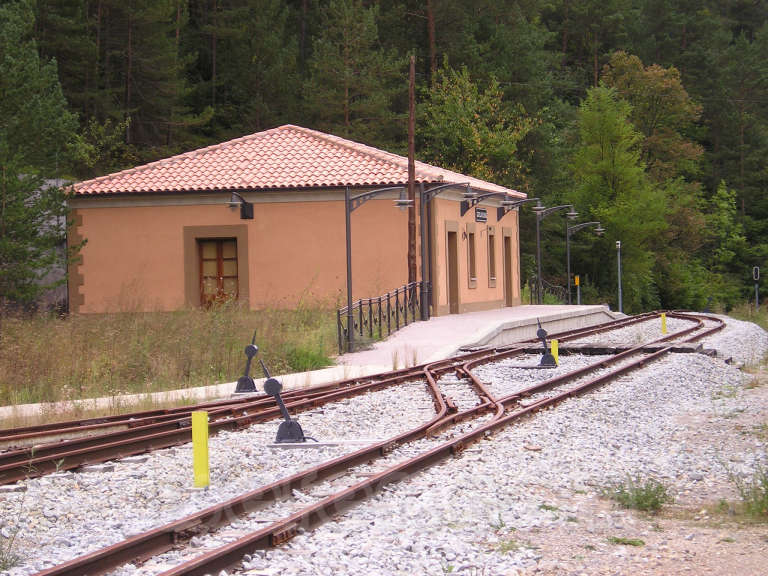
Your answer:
(0, 305), (616, 423)
(336, 304), (617, 372)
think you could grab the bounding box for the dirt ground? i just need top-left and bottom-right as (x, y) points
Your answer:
(507, 368), (768, 576)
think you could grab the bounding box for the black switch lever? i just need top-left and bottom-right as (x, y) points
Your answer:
(537, 318), (556, 368)
(260, 358), (307, 443)
(234, 331), (259, 393)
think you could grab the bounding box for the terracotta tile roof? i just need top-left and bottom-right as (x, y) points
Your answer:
(73, 125), (524, 198)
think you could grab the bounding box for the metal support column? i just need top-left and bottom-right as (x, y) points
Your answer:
(536, 214), (543, 304)
(345, 187), (353, 351)
(419, 183), (429, 320)
(566, 223), (572, 305)
(616, 240), (623, 314)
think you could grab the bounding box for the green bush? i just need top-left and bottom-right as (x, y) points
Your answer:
(285, 343), (332, 372)
(734, 465), (768, 520)
(607, 476), (671, 513)
(607, 536), (644, 546)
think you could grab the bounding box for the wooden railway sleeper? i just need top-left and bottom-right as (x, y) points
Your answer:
(270, 524), (299, 546)
(450, 441), (466, 455)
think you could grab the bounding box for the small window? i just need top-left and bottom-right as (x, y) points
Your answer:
(468, 232), (477, 281)
(488, 231), (496, 281)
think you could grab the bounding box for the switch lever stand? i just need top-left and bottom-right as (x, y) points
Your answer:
(260, 359), (307, 443)
(234, 331), (258, 394)
(537, 319), (557, 368)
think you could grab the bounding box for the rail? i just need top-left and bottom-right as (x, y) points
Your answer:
(336, 281), (429, 354)
(27, 312), (724, 576)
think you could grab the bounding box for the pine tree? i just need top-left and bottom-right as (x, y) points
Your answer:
(304, 0), (405, 147)
(205, 0), (300, 136)
(0, 0), (79, 305)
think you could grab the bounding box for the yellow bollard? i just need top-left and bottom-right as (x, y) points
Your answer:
(661, 313), (667, 335)
(551, 339), (559, 366)
(192, 411), (209, 488)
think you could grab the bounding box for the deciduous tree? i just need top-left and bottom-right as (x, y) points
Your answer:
(419, 64), (536, 188)
(602, 51), (703, 181)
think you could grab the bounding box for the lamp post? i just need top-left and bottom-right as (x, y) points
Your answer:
(566, 221), (604, 304)
(345, 185), (411, 351)
(534, 204), (578, 304)
(616, 240), (623, 313)
(754, 266), (760, 313)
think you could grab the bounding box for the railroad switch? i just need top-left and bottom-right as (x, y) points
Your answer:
(258, 353), (310, 443)
(234, 332), (311, 442)
(264, 376), (308, 443)
(537, 319), (557, 368)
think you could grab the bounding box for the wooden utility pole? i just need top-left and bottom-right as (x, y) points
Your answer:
(408, 55), (417, 284)
(427, 0), (437, 81)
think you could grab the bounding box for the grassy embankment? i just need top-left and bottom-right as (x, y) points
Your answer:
(0, 302), (335, 416)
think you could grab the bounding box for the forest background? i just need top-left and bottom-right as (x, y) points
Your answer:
(1, 0), (767, 314)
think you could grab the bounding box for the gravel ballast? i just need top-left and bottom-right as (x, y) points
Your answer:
(0, 383), (436, 575)
(0, 315), (766, 576)
(242, 317), (768, 576)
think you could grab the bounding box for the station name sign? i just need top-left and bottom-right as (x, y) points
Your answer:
(475, 207), (488, 223)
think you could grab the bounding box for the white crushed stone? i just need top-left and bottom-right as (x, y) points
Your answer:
(1, 316), (766, 576)
(473, 353), (615, 399)
(569, 316), (697, 347)
(435, 373), (482, 411)
(0, 383), (435, 576)
(695, 314), (768, 365)
(234, 318), (768, 575)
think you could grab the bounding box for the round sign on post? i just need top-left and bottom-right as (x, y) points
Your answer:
(754, 266), (760, 281)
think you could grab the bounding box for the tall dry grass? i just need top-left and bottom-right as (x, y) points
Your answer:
(0, 301), (335, 406)
(729, 301), (768, 331)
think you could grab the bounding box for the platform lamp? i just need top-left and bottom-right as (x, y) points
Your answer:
(565, 222), (604, 305)
(227, 191), (254, 219)
(535, 204), (578, 304)
(344, 186), (411, 352)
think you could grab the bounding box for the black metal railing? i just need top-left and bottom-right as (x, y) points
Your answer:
(337, 281), (429, 354)
(528, 276), (567, 305)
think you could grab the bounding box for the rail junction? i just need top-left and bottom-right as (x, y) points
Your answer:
(0, 312), (733, 576)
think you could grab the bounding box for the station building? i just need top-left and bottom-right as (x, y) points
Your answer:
(69, 125), (525, 315)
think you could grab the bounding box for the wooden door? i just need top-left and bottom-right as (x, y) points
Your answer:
(447, 231), (459, 314)
(199, 238), (238, 306)
(503, 236), (513, 307)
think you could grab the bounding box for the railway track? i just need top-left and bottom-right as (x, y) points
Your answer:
(0, 312), (663, 485)
(24, 311), (724, 576)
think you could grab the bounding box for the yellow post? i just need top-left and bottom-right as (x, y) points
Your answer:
(192, 411), (209, 488)
(661, 313), (667, 335)
(551, 339), (559, 366)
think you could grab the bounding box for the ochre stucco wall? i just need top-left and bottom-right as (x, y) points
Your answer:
(69, 196), (413, 313)
(68, 191), (520, 314)
(429, 196), (521, 315)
